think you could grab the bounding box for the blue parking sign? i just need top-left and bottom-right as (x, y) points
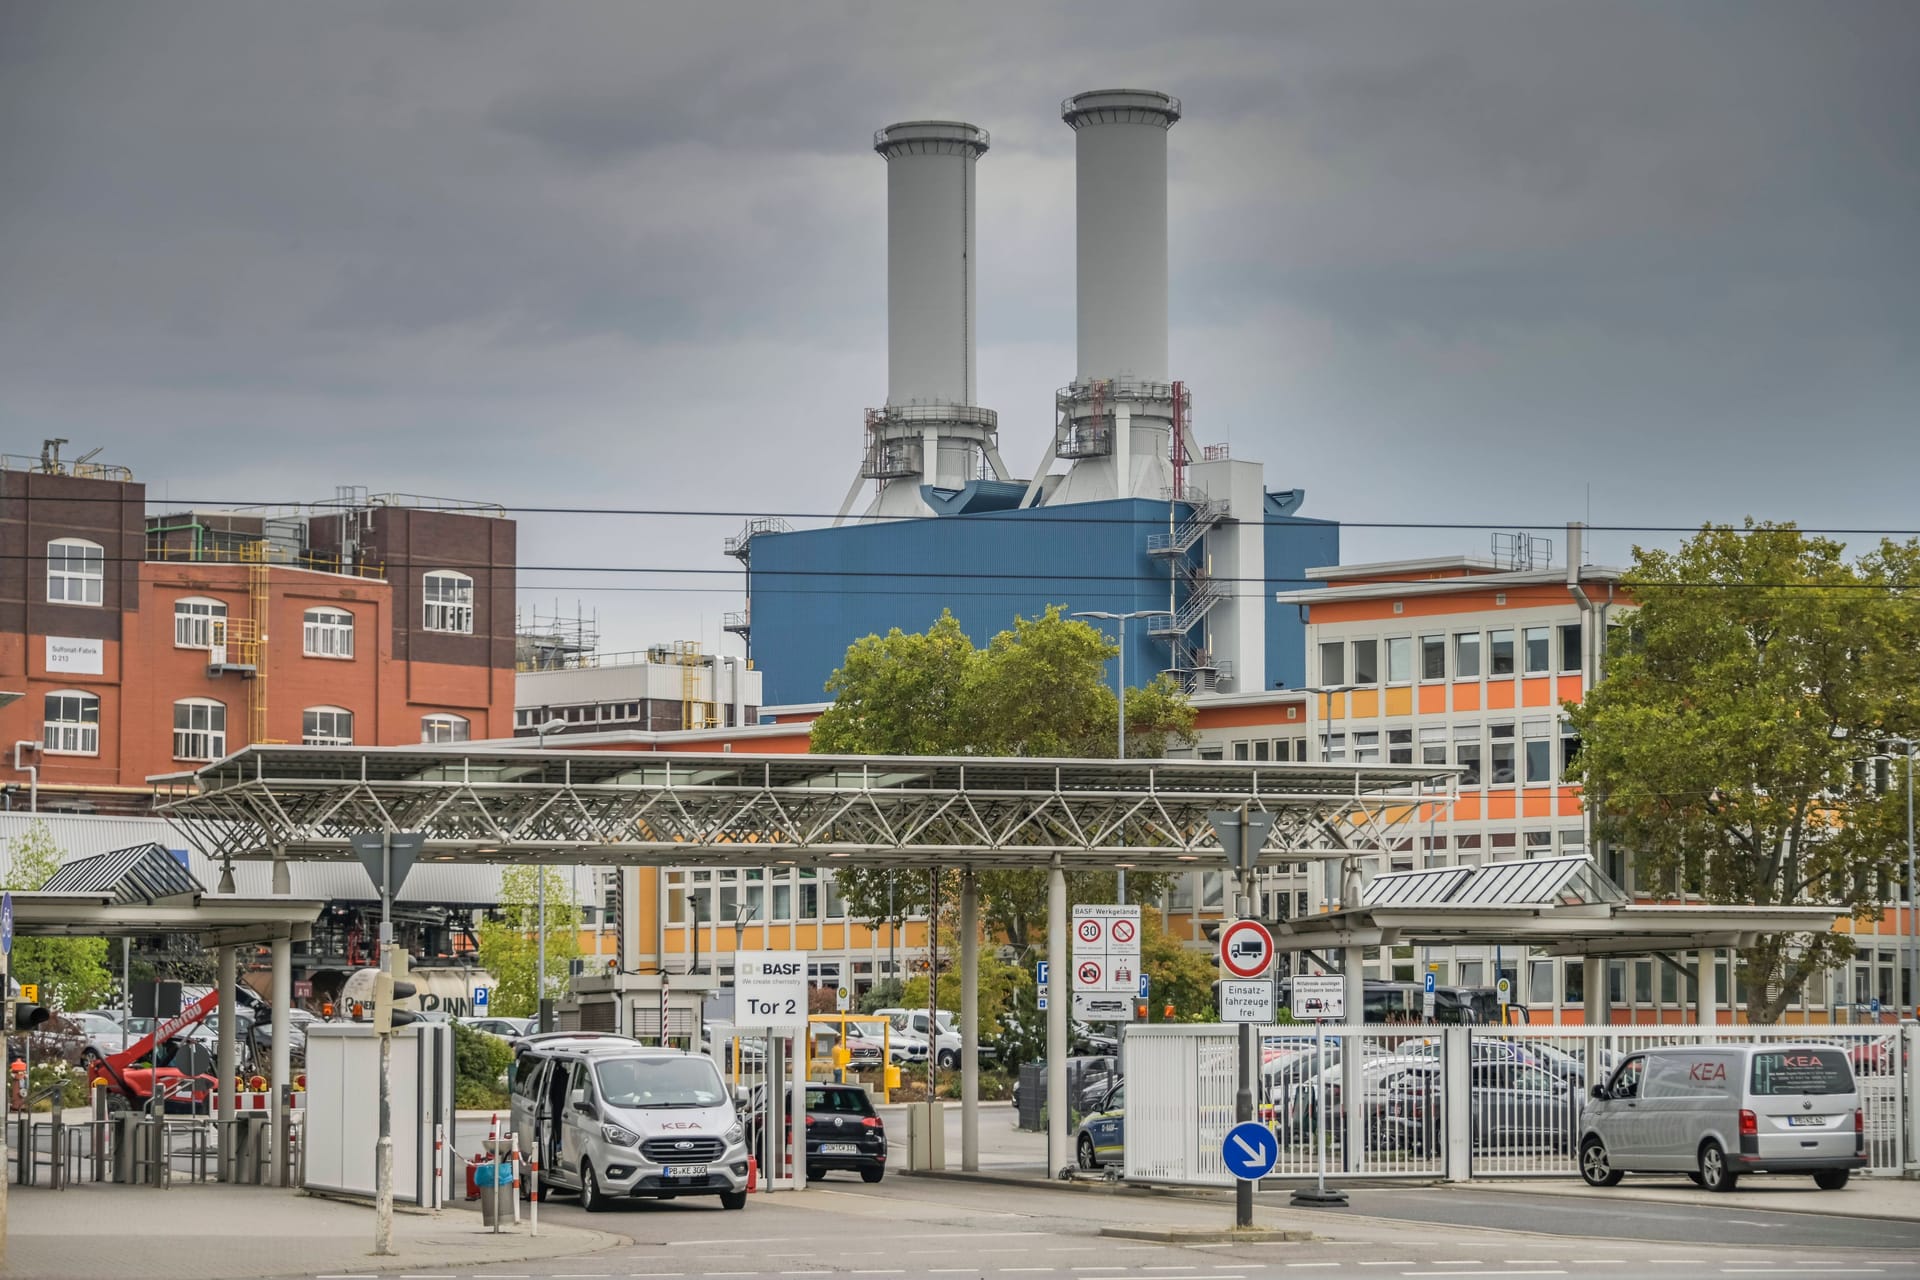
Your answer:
(473, 986), (490, 1012)
(1424, 971), (1436, 995)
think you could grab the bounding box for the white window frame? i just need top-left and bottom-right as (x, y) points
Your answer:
(420, 713), (470, 744)
(47, 537), (104, 606)
(302, 706), (354, 746)
(173, 596), (227, 649)
(303, 606), (355, 659)
(173, 698), (227, 762)
(42, 689), (100, 756)
(422, 569), (474, 634)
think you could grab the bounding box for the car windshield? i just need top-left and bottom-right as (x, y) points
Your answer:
(1750, 1048), (1852, 1095)
(808, 1086), (875, 1116)
(594, 1057), (726, 1109)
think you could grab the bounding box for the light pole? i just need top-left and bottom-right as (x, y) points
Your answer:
(1072, 608), (1168, 905)
(534, 718), (566, 1032)
(1299, 686), (1361, 913)
(1879, 739), (1917, 1019)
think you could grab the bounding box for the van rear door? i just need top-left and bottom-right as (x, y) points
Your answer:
(1747, 1047), (1856, 1162)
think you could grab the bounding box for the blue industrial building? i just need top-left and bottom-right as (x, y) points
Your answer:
(744, 491), (1337, 708)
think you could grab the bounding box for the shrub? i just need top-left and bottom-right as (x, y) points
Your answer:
(451, 1020), (513, 1111)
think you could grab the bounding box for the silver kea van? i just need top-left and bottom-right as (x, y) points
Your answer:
(1578, 1043), (1865, 1192)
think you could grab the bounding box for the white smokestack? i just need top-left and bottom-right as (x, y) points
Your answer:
(834, 121), (1005, 524)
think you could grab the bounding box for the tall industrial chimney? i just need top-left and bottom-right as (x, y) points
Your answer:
(835, 121), (1007, 523)
(1031, 89), (1183, 508)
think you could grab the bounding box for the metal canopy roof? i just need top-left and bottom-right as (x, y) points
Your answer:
(42, 842), (204, 905)
(152, 746), (1454, 871)
(8, 892), (324, 948)
(1285, 856), (1844, 958)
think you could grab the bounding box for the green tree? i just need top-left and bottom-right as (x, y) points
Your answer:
(1138, 911), (1222, 1022)
(476, 865), (582, 1018)
(812, 607), (1194, 946)
(1568, 521), (1920, 1023)
(3, 821), (114, 1011)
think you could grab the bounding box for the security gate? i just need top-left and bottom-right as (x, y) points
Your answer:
(1122, 1022), (1915, 1186)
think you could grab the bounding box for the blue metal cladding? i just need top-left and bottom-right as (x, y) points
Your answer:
(750, 499), (1181, 707)
(1264, 503), (1340, 691)
(747, 495), (1340, 708)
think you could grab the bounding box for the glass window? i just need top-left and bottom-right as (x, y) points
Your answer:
(421, 713), (470, 743)
(1353, 730), (1380, 763)
(1232, 741), (1249, 761)
(1559, 622), (1582, 674)
(1351, 639), (1378, 684)
(1561, 725), (1582, 778)
(302, 706), (354, 746)
(1419, 635), (1445, 681)
(42, 690), (100, 755)
(1489, 629), (1515, 676)
(1528, 958), (1554, 1004)
(1322, 733), (1346, 762)
(1419, 726), (1447, 766)
(1524, 727), (1552, 783)
(1253, 740), (1269, 762)
(304, 607), (355, 658)
(1454, 723), (1482, 786)
(1489, 723), (1515, 784)
(1454, 631), (1481, 678)
(422, 569), (474, 634)
(1201, 871), (1225, 910)
(1385, 636), (1411, 683)
(1318, 641), (1345, 686)
(1525, 830), (1553, 857)
(1563, 959), (1585, 1004)
(47, 538), (104, 606)
(1387, 728), (1412, 765)
(1523, 627), (1551, 675)
(823, 874), (846, 919)
(174, 597), (227, 649)
(173, 699), (227, 761)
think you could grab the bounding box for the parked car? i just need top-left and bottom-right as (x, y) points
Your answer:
(1376, 1060), (1574, 1155)
(875, 1008), (964, 1068)
(1578, 1044), (1866, 1192)
(809, 1025), (886, 1070)
(802, 1082), (888, 1183)
(1074, 1081), (1125, 1170)
(1012, 1055), (1119, 1116)
(462, 1016), (536, 1044)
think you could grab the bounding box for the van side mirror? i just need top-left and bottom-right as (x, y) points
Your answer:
(570, 1087), (592, 1113)
(1589, 1084), (1608, 1101)
(733, 1085), (749, 1107)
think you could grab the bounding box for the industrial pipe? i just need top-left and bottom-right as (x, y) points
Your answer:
(11, 741), (40, 813)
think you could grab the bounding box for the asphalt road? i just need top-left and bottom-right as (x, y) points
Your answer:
(1330, 1186), (1920, 1251)
(356, 1168), (1918, 1280)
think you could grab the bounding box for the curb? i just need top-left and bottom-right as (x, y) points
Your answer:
(1100, 1226), (1315, 1244)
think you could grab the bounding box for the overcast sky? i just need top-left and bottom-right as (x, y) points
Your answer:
(3, 1), (1914, 658)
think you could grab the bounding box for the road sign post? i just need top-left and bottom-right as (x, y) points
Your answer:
(1221, 1119), (1278, 1225)
(1289, 975), (1348, 1208)
(1213, 917), (1275, 1229)
(1071, 904), (1141, 1022)
(1423, 970), (1437, 1022)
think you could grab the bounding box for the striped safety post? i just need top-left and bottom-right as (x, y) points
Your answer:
(528, 1130), (539, 1236)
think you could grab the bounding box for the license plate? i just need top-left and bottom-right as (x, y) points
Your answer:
(663, 1164), (708, 1178)
(1787, 1115), (1825, 1127)
(821, 1143), (858, 1155)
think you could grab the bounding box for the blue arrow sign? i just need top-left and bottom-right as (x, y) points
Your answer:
(1037, 961), (1049, 986)
(1221, 1121), (1278, 1180)
(1, 891), (12, 956)
(1870, 997), (1881, 1015)
(1424, 972), (1436, 995)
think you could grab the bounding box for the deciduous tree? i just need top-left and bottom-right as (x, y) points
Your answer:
(1568, 521), (1920, 1022)
(476, 866), (582, 1018)
(2, 821), (114, 1011)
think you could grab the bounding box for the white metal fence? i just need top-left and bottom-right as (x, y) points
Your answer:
(1123, 1022), (1916, 1186)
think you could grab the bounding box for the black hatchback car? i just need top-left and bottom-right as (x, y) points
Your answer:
(804, 1083), (887, 1183)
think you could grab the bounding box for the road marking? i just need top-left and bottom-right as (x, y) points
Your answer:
(1284, 1267), (1338, 1272)
(1400, 1274), (1565, 1278)
(1647, 1264), (1706, 1267)
(1145, 1268), (1198, 1272)
(779, 1272), (831, 1275)
(1003, 1270), (1057, 1274)
(851, 1272), (905, 1276)
(1720, 1272), (1883, 1275)
(1049, 1248), (1098, 1253)
(1570, 1263), (1625, 1266)
(1357, 1266), (1414, 1270)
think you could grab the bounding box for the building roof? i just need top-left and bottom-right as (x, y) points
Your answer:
(1281, 856), (1842, 958)
(1275, 563), (1627, 607)
(153, 744), (1454, 872)
(41, 842), (203, 905)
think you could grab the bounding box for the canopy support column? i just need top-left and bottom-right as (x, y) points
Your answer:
(1695, 948), (1719, 1028)
(960, 868), (979, 1172)
(216, 946), (237, 1179)
(1582, 955), (1607, 1027)
(1341, 944), (1365, 1171)
(270, 927), (292, 1186)
(1047, 858), (1067, 1178)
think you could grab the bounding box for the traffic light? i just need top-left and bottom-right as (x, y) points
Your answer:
(4, 1000), (49, 1034)
(370, 971), (422, 1035)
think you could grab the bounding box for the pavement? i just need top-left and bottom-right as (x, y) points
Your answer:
(1, 1182), (623, 1280)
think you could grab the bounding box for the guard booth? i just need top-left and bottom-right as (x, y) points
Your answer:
(302, 1022), (454, 1206)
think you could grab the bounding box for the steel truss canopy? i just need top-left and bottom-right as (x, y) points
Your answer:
(1281, 856), (1846, 957)
(152, 746), (1456, 871)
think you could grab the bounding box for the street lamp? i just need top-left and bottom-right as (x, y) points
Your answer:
(532, 718), (566, 1029)
(1071, 608), (1169, 905)
(1872, 739), (1917, 1020)
(1299, 685), (1362, 911)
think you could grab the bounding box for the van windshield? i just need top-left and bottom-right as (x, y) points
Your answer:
(594, 1057), (726, 1109)
(1750, 1048), (1852, 1095)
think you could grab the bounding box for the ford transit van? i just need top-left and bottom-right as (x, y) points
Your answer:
(510, 1039), (750, 1211)
(1578, 1043), (1865, 1192)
